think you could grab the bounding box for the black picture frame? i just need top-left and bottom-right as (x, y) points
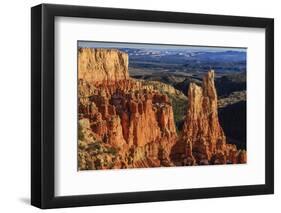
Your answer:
(31, 3), (274, 209)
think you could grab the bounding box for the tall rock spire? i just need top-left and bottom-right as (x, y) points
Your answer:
(182, 70), (227, 164)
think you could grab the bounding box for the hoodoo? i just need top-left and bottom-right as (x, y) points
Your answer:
(172, 70), (246, 165)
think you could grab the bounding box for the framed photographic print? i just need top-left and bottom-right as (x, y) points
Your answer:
(31, 3), (274, 209)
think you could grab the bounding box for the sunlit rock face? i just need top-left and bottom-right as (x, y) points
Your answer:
(174, 70), (245, 165)
(78, 49), (246, 170)
(78, 48), (177, 170)
(78, 48), (129, 83)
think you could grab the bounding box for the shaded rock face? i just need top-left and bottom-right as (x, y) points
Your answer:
(218, 100), (246, 150)
(171, 70), (246, 165)
(78, 48), (246, 170)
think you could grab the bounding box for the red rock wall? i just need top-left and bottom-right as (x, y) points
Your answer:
(78, 48), (246, 170)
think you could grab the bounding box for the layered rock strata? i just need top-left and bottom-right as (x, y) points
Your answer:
(78, 48), (177, 170)
(78, 48), (246, 170)
(78, 48), (129, 83)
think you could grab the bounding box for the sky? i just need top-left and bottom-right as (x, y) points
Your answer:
(78, 41), (247, 52)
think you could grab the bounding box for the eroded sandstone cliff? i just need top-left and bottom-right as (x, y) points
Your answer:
(78, 48), (178, 170)
(78, 48), (246, 170)
(78, 48), (129, 83)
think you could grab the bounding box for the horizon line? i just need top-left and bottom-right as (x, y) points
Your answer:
(78, 40), (247, 52)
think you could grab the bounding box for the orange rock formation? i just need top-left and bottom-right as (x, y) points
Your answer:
(78, 48), (177, 169)
(78, 48), (246, 170)
(172, 70), (246, 165)
(78, 48), (129, 83)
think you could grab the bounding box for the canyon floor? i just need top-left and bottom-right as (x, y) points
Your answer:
(78, 48), (246, 170)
